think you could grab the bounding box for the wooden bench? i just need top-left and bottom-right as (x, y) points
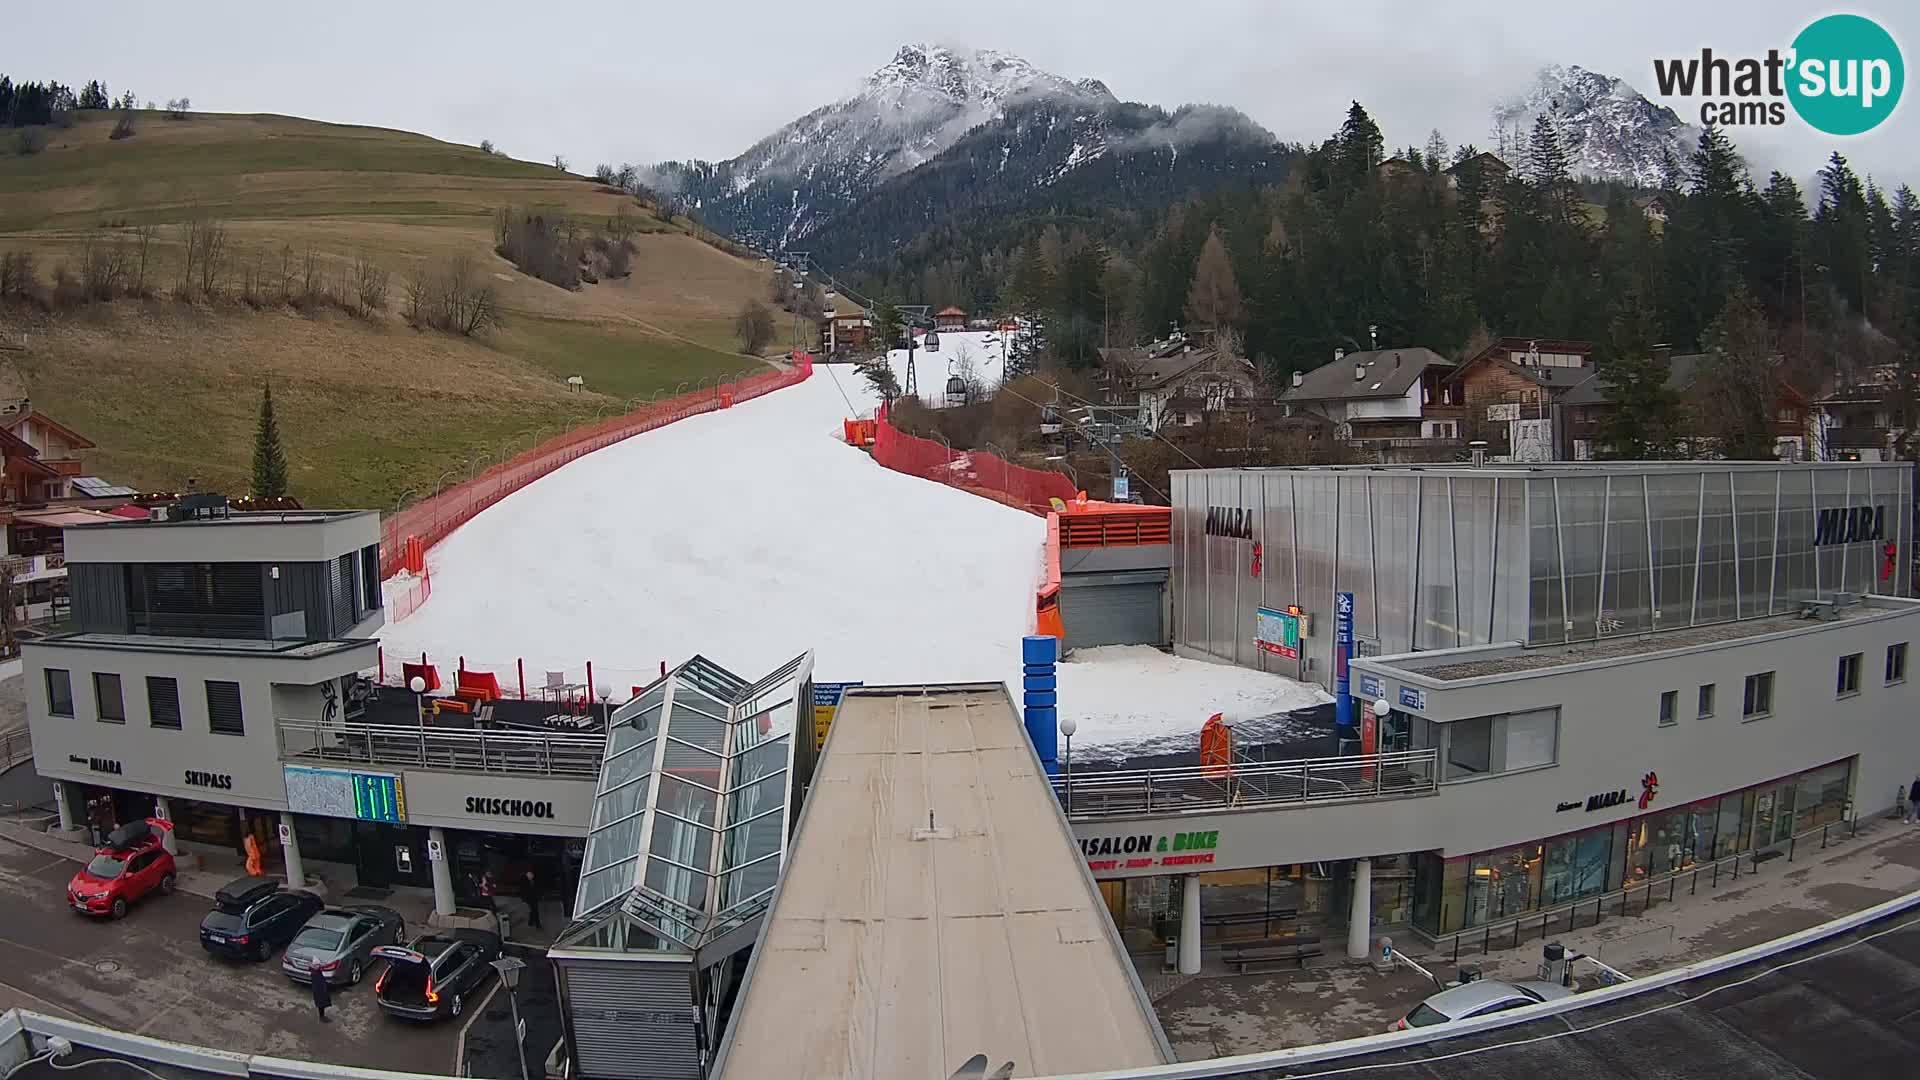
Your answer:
(1204, 908), (1299, 931)
(1222, 938), (1323, 974)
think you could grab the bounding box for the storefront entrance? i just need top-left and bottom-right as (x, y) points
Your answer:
(351, 822), (434, 891)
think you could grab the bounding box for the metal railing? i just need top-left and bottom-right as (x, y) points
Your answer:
(1434, 814), (1863, 962)
(1055, 748), (1438, 818)
(0, 728), (30, 773)
(276, 718), (606, 778)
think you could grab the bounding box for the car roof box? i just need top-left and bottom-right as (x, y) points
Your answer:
(106, 819), (152, 851)
(214, 875), (281, 910)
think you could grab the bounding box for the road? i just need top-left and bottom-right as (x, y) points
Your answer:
(0, 832), (472, 1073)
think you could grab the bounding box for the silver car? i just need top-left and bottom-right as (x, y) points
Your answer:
(281, 905), (405, 986)
(1389, 978), (1575, 1031)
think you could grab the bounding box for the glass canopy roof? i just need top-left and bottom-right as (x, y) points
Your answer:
(558, 652), (813, 956)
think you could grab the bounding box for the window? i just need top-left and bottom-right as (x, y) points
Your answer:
(45, 669), (73, 717)
(1445, 716), (1492, 777)
(1658, 690), (1677, 727)
(147, 676), (181, 730)
(1698, 684), (1715, 719)
(1837, 653), (1863, 697)
(93, 673), (126, 723)
(206, 680), (244, 736)
(1888, 643), (1908, 685)
(1501, 708), (1559, 770)
(1743, 672), (1774, 719)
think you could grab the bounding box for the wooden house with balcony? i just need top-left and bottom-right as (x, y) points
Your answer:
(1279, 347), (1458, 460)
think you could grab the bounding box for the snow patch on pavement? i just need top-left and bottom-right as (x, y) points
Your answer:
(1056, 646), (1331, 760)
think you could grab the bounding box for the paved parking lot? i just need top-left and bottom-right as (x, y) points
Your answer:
(0, 832), (475, 1073)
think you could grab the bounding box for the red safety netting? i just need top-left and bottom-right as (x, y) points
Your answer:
(380, 354), (813, 577)
(869, 403), (1076, 516)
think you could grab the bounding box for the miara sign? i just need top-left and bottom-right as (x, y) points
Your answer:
(1205, 507), (1256, 539)
(1814, 504), (1886, 546)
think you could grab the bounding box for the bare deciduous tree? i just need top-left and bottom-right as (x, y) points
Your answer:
(553, 154), (568, 173)
(734, 299), (776, 354)
(353, 253), (390, 313)
(175, 219), (201, 298)
(301, 246), (321, 301)
(195, 219), (228, 295)
(131, 224), (157, 296)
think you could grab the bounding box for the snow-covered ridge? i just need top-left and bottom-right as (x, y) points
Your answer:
(1491, 63), (1699, 187)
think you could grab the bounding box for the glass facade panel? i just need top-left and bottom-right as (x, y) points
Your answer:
(1173, 464), (1913, 687)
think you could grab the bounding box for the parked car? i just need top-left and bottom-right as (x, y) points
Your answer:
(1389, 978), (1575, 1031)
(198, 877), (324, 962)
(281, 905), (406, 986)
(372, 930), (503, 1021)
(68, 819), (177, 919)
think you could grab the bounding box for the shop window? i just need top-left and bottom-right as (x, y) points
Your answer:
(1887, 643), (1908, 685)
(1658, 690), (1677, 727)
(1743, 672), (1773, 720)
(206, 680), (244, 736)
(1445, 716), (1491, 777)
(45, 668), (73, 717)
(147, 677), (181, 730)
(1837, 653), (1862, 697)
(1697, 683), (1715, 719)
(93, 673), (125, 723)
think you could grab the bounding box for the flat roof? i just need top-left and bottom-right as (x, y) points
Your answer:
(712, 685), (1169, 1080)
(1367, 601), (1905, 683)
(1236, 900), (1920, 1080)
(83, 509), (376, 529)
(25, 633), (374, 659)
(1172, 461), (1907, 480)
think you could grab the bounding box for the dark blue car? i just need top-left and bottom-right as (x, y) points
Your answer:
(199, 876), (324, 962)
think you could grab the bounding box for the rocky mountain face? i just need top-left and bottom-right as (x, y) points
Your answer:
(649, 44), (1280, 259)
(1490, 63), (1699, 187)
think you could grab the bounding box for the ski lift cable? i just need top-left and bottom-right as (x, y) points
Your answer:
(991, 380), (1171, 504)
(1025, 376), (1209, 470)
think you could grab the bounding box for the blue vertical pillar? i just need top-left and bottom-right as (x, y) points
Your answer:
(1022, 635), (1060, 775)
(1334, 592), (1355, 750)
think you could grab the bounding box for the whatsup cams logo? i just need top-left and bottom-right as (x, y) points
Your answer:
(1654, 14), (1904, 135)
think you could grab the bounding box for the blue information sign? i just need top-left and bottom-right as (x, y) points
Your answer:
(1334, 592), (1355, 739)
(1399, 685), (1427, 711)
(1358, 674), (1383, 700)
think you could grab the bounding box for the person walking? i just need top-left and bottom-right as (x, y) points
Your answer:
(520, 868), (543, 930)
(310, 966), (332, 1023)
(1907, 776), (1920, 824)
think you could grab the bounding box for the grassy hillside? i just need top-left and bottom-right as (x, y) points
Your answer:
(0, 109), (775, 508)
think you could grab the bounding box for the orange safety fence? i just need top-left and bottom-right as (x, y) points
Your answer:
(388, 567), (432, 622)
(869, 402), (1076, 516)
(1036, 511), (1064, 640)
(379, 353), (814, 579)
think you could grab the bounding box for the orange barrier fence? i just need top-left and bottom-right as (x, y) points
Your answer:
(869, 403), (1076, 516)
(380, 354), (813, 578)
(1058, 503), (1172, 547)
(1036, 511), (1064, 640)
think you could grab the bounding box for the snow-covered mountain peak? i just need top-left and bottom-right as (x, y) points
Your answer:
(1491, 63), (1699, 187)
(862, 44), (1113, 110)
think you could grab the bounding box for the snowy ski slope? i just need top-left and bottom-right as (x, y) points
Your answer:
(382, 358), (1324, 758)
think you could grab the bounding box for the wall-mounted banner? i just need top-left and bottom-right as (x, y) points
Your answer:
(1255, 607), (1302, 659)
(284, 765), (407, 824)
(812, 682), (863, 751)
(1078, 829), (1221, 873)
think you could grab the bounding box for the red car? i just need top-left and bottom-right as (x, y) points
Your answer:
(68, 818), (177, 919)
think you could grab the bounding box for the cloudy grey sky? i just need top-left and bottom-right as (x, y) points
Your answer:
(11, 1), (1916, 186)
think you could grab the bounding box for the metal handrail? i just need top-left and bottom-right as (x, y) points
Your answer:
(276, 718), (606, 778)
(1056, 748), (1439, 818)
(0, 729), (29, 773)
(1435, 813), (1863, 961)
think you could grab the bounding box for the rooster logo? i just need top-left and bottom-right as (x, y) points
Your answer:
(1250, 542), (1263, 579)
(1639, 770), (1660, 810)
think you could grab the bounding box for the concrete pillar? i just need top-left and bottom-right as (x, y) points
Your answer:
(428, 827), (456, 917)
(153, 797), (171, 822)
(52, 782), (76, 833)
(279, 812), (306, 888)
(1178, 873), (1202, 975)
(1347, 857), (1373, 960)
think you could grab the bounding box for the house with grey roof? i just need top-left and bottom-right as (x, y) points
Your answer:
(1279, 347), (1459, 459)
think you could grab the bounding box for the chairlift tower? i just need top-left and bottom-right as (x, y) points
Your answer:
(898, 305), (931, 399)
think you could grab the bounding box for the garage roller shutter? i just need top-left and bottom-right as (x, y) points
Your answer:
(1062, 571), (1165, 651)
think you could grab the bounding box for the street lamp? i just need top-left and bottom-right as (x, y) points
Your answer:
(409, 676), (428, 726)
(596, 685), (613, 729)
(1374, 699), (1392, 757)
(1059, 716), (1077, 815)
(489, 955), (531, 1080)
